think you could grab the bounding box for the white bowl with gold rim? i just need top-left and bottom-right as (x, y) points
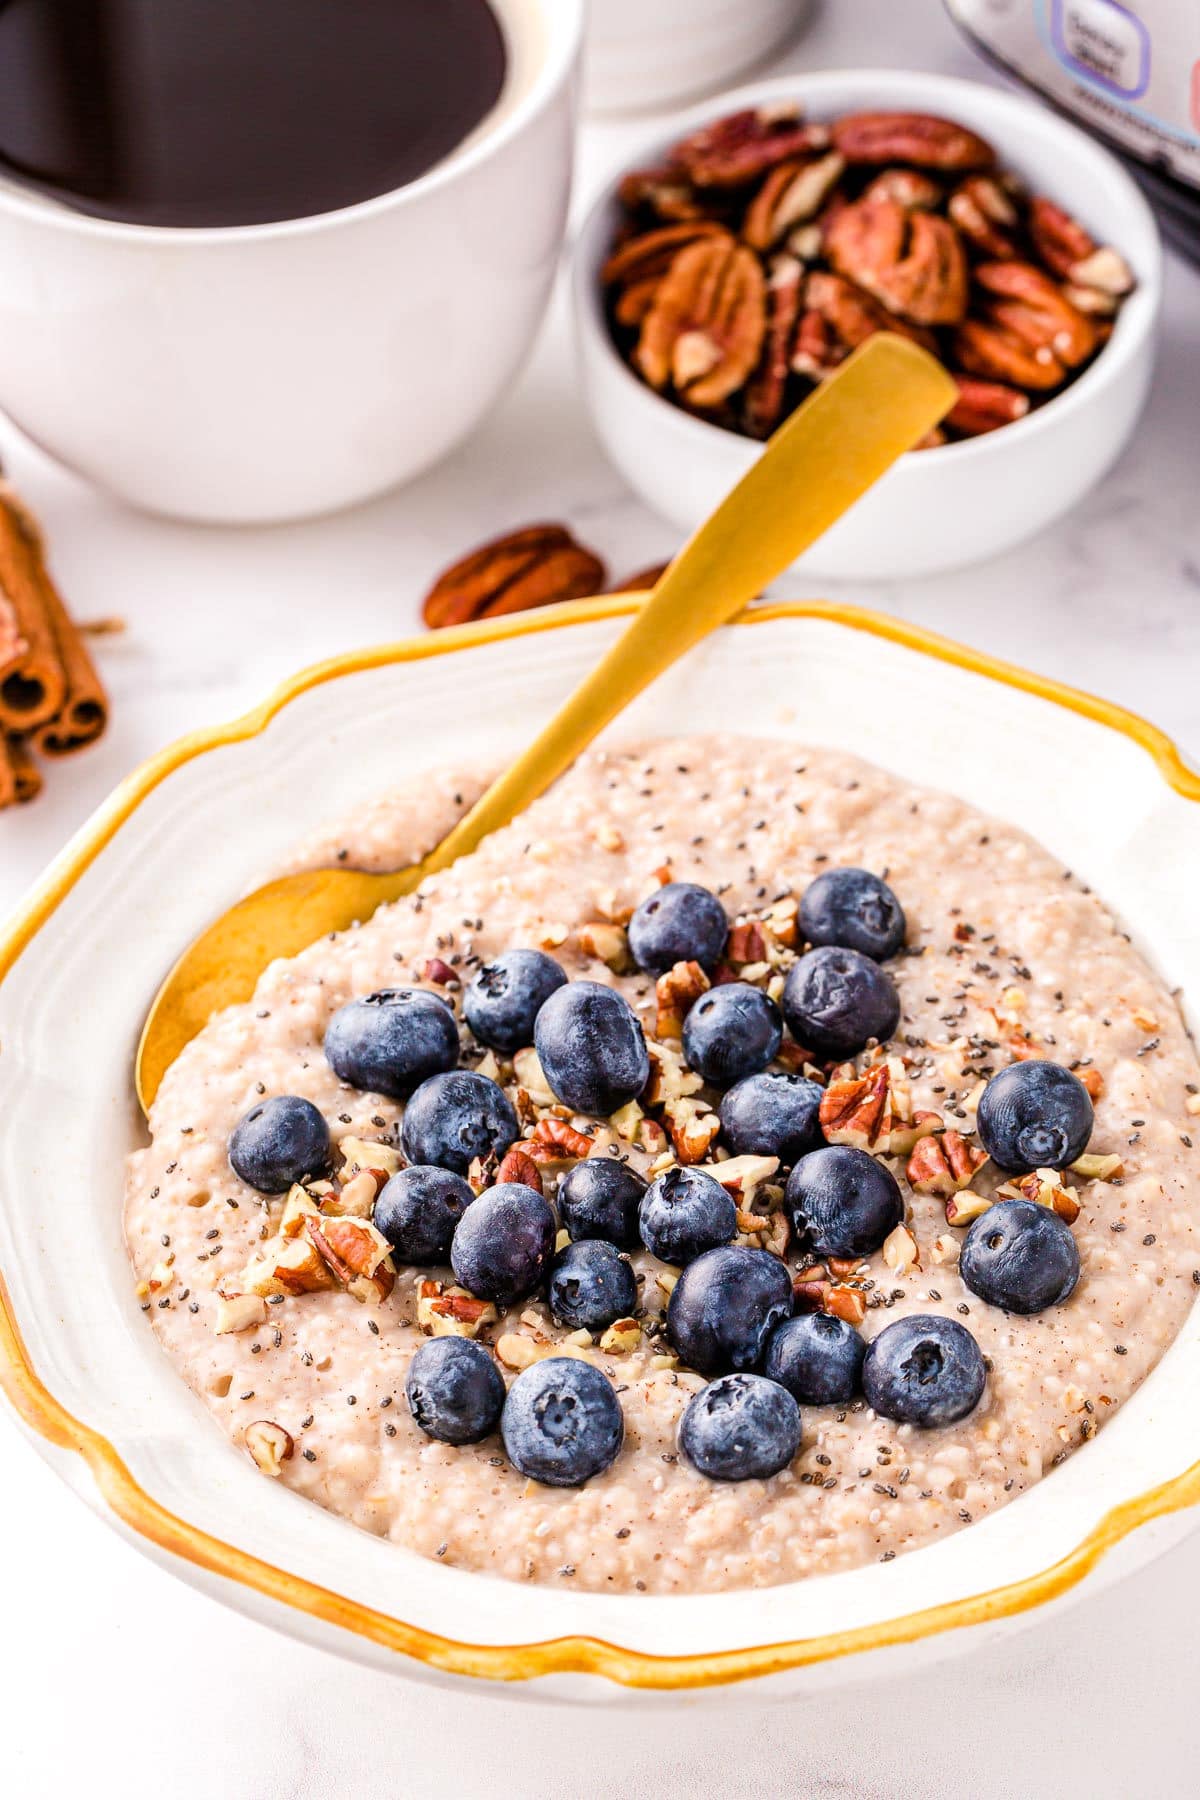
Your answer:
(1, 598), (1199, 1698)
(572, 69), (1162, 580)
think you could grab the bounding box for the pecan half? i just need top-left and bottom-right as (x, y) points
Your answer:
(1028, 196), (1094, 279)
(826, 199), (968, 326)
(861, 168), (943, 210)
(618, 166), (711, 223)
(820, 1066), (890, 1149)
(974, 260), (1097, 368)
(946, 376), (1030, 437)
(525, 1117), (594, 1164)
(953, 317), (1065, 390)
(792, 271), (935, 379)
(742, 254), (801, 437)
(742, 152), (846, 251)
(602, 220), (731, 325)
(831, 111), (995, 171)
(422, 526), (606, 630)
(672, 107), (830, 189)
(636, 238), (767, 409)
(948, 175), (1020, 259)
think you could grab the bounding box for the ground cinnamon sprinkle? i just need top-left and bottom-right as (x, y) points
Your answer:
(0, 479), (109, 809)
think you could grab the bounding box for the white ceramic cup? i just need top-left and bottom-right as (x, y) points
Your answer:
(584, 0), (810, 115)
(0, 0), (583, 524)
(573, 69), (1162, 580)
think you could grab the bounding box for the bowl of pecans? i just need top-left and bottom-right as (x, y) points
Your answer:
(573, 70), (1161, 580)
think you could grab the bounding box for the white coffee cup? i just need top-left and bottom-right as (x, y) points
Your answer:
(0, 0), (583, 524)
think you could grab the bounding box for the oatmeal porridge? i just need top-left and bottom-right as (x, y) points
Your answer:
(124, 736), (1200, 1595)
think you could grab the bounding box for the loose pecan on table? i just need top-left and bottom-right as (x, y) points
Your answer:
(421, 525), (607, 630)
(602, 103), (1135, 446)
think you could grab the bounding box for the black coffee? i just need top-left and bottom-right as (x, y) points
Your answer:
(0, 0), (508, 227)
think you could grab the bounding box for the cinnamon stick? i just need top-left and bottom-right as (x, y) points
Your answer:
(0, 486), (66, 735)
(32, 575), (109, 756)
(5, 735), (42, 804)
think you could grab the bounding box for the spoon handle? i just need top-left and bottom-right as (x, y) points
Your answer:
(422, 334), (954, 876)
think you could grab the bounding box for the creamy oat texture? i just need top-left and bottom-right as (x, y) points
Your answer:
(125, 737), (1200, 1595)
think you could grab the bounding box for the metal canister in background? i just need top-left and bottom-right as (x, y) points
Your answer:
(946, 0), (1200, 261)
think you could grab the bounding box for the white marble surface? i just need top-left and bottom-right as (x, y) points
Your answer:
(2, 4), (1198, 1794)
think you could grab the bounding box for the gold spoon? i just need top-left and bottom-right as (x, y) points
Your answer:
(137, 335), (955, 1114)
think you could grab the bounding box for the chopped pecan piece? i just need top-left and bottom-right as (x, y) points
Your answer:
(824, 1284), (867, 1326)
(525, 1117), (594, 1164)
(306, 1216), (395, 1304)
(599, 1317), (642, 1355)
(999, 1168), (1081, 1224)
(710, 1153), (780, 1206)
(743, 255), (803, 439)
(792, 1275), (831, 1313)
(1078, 1067), (1105, 1102)
(417, 1279), (498, 1339)
(244, 1420), (294, 1477)
(820, 1066), (890, 1149)
(241, 1231), (337, 1298)
(214, 1294), (268, 1335)
(663, 1096), (721, 1164)
(654, 958), (711, 1039)
(831, 111), (995, 171)
(578, 919), (634, 974)
(495, 1147), (544, 1191)
(636, 238), (767, 409)
(1071, 1150), (1123, 1182)
(882, 1223), (920, 1277)
(422, 525), (606, 630)
(946, 376), (1030, 437)
(944, 1187), (994, 1226)
(742, 153), (846, 251)
(825, 199), (968, 326)
(906, 1129), (988, 1197)
(672, 107), (830, 189)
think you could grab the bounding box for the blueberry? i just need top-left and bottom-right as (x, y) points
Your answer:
(405, 1337), (505, 1445)
(558, 1157), (646, 1250)
(450, 1181), (555, 1306)
(666, 1245), (792, 1375)
(862, 1314), (986, 1427)
(374, 1165), (475, 1265)
(463, 949), (567, 1054)
(678, 1373), (801, 1481)
(800, 867), (906, 962)
(785, 1145), (903, 1258)
(719, 1071), (824, 1166)
(324, 988), (459, 1099)
(534, 980), (649, 1116)
(960, 1197), (1080, 1313)
(228, 1095), (331, 1194)
(639, 1165), (736, 1266)
(547, 1240), (638, 1332)
(975, 1060), (1094, 1174)
(501, 1357), (624, 1486)
(782, 947), (900, 1060)
(399, 1069), (517, 1176)
(682, 983), (783, 1088)
(627, 881), (728, 975)
(762, 1312), (865, 1406)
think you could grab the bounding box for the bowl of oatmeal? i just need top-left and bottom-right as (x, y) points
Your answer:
(1, 597), (1199, 1697)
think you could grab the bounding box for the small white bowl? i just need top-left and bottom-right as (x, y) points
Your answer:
(584, 0), (810, 116)
(0, 0), (583, 523)
(573, 69), (1163, 580)
(2, 600), (1200, 1698)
